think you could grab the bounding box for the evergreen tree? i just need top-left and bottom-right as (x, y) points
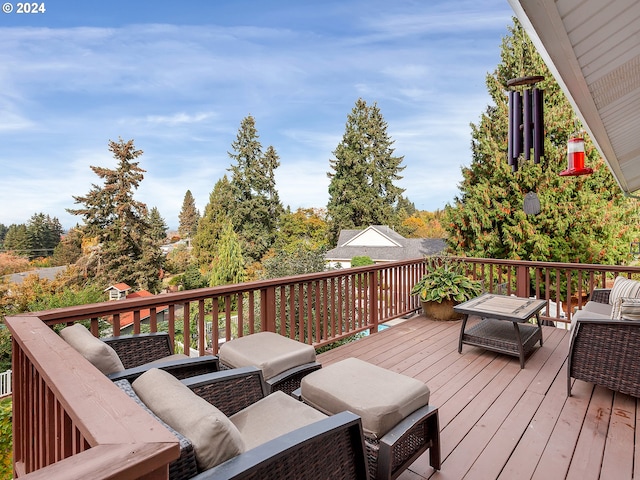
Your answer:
(148, 207), (168, 243)
(228, 116), (284, 264)
(193, 175), (234, 267)
(52, 227), (83, 266)
(327, 98), (405, 244)
(444, 20), (635, 264)
(0, 224), (8, 247)
(3, 224), (28, 255)
(26, 213), (63, 258)
(68, 138), (163, 291)
(210, 220), (245, 286)
(178, 190), (200, 239)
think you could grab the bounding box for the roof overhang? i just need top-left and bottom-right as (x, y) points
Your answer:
(508, 0), (640, 195)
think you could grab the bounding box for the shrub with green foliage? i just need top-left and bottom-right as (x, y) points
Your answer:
(0, 397), (11, 480)
(351, 256), (374, 267)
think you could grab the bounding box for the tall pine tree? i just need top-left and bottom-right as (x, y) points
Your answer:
(228, 116), (284, 265)
(327, 99), (405, 244)
(178, 190), (200, 239)
(209, 220), (245, 287)
(193, 175), (234, 268)
(444, 20), (635, 264)
(26, 213), (63, 258)
(148, 207), (168, 243)
(68, 138), (164, 291)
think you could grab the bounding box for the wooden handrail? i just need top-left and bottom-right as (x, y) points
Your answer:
(7, 315), (180, 479)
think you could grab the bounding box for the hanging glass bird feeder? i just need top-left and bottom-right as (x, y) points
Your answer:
(559, 134), (593, 176)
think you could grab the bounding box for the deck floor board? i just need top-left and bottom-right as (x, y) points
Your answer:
(317, 315), (638, 480)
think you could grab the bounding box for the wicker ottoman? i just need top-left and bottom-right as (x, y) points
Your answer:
(300, 358), (440, 480)
(218, 332), (321, 395)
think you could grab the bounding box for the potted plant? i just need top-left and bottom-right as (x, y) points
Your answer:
(411, 256), (483, 321)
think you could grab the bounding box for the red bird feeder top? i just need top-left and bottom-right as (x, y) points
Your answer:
(559, 136), (593, 176)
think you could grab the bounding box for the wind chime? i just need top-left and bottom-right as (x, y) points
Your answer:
(507, 75), (545, 215)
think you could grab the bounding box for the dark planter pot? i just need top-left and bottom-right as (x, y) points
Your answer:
(421, 299), (463, 321)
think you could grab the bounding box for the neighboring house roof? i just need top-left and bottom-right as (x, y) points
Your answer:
(325, 225), (447, 263)
(104, 283), (131, 293)
(110, 289), (169, 328)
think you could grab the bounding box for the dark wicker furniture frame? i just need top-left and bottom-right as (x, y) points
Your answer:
(455, 294), (546, 368)
(366, 404), (440, 480)
(568, 288), (640, 398)
(101, 332), (220, 382)
(117, 367), (370, 480)
(220, 359), (322, 395)
(293, 390), (441, 480)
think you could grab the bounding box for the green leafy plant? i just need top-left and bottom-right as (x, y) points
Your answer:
(411, 256), (483, 303)
(0, 397), (11, 480)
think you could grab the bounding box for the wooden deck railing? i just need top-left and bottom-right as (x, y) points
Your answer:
(7, 315), (179, 479)
(457, 257), (640, 325)
(24, 259), (427, 355)
(7, 256), (640, 478)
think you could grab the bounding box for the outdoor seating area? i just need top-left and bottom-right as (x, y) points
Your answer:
(65, 325), (440, 480)
(115, 367), (369, 480)
(7, 257), (640, 479)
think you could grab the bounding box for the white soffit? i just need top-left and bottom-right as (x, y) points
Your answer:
(508, 0), (640, 195)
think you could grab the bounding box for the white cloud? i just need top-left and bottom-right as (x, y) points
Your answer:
(0, 1), (513, 229)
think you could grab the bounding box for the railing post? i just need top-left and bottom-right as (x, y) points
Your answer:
(369, 271), (379, 334)
(516, 265), (530, 298)
(261, 286), (277, 333)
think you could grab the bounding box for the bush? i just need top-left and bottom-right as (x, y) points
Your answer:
(0, 397), (11, 480)
(351, 256), (374, 267)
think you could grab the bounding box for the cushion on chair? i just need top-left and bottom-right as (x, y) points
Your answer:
(617, 297), (640, 320)
(229, 390), (327, 451)
(145, 353), (190, 365)
(570, 301), (612, 331)
(609, 276), (640, 307)
(132, 368), (245, 471)
(301, 357), (431, 439)
(219, 332), (316, 380)
(60, 324), (125, 375)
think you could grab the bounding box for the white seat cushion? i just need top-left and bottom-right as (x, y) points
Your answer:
(570, 301), (611, 330)
(132, 368), (245, 471)
(219, 332), (316, 380)
(301, 357), (430, 439)
(230, 390), (327, 451)
(60, 324), (125, 375)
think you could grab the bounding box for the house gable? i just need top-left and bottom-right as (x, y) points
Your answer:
(343, 226), (402, 248)
(326, 225), (446, 268)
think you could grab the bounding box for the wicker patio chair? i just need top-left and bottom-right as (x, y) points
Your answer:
(117, 366), (369, 480)
(568, 317), (640, 397)
(60, 324), (219, 382)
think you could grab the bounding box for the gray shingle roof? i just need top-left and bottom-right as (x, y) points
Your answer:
(325, 225), (447, 262)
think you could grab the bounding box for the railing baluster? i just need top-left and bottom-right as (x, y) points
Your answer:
(197, 300), (205, 356)
(182, 302), (190, 355)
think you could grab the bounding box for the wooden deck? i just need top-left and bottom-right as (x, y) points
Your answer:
(317, 315), (640, 480)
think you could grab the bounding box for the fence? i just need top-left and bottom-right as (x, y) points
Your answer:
(0, 370), (10, 398)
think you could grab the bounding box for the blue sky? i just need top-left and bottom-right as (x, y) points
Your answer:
(0, 0), (513, 230)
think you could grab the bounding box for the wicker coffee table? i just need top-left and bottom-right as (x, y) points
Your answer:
(454, 294), (546, 368)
